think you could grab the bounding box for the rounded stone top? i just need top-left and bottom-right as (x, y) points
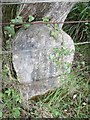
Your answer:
(12, 24), (75, 99)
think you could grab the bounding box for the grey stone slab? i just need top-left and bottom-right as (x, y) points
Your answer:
(12, 24), (75, 102)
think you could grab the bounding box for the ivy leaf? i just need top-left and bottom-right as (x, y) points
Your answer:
(42, 17), (50, 26)
(11, 16), (23, 24)
(4, 25), (15, 38)
(42, 17), (50, 22)
(28, 15), (35, 22)
(23, 23), (31, 29)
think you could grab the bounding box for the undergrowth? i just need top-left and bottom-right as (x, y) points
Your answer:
(1, 2), (90, 119)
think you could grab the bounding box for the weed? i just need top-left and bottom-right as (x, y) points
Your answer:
(4, 15), (35, 38)
(50, 24), (60, 39)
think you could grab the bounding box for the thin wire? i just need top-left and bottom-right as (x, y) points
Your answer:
(74, 41), (90, 45)
(0, 20), (90, 27)
(1, 2), (45, 5)
(1, 0), (89, 5)
(1, 1), (64, 5)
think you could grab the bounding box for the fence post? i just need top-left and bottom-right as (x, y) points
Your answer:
(0, 2), (2, 114)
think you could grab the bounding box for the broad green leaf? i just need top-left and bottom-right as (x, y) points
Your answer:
(4, 25), (15, 37)
(11, 16), (23, 24)
(29, 15), (35, 22)
(42, 17), (50, 22)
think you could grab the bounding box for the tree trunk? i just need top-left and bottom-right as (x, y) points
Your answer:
(19, 2), (75, 28)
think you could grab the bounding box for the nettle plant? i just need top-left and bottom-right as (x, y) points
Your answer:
(49, 47), (72, 74)
(4, 15), (35, 38)
(42, 17), (60, 39)
(1, 57), (22, 118)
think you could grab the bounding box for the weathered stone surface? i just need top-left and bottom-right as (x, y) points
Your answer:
(11, 2), (76, 104)
(12, 24), (75, 101)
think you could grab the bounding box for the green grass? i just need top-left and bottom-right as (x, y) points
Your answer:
(27, 2), (90, 118)
(63, 2), (90, 42)
(28, 53), (89, 118)
(1, 48), (89, 118)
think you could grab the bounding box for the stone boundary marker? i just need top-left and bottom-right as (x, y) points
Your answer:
(0, 0), (89, 109)
(12, 1), (75, 103)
